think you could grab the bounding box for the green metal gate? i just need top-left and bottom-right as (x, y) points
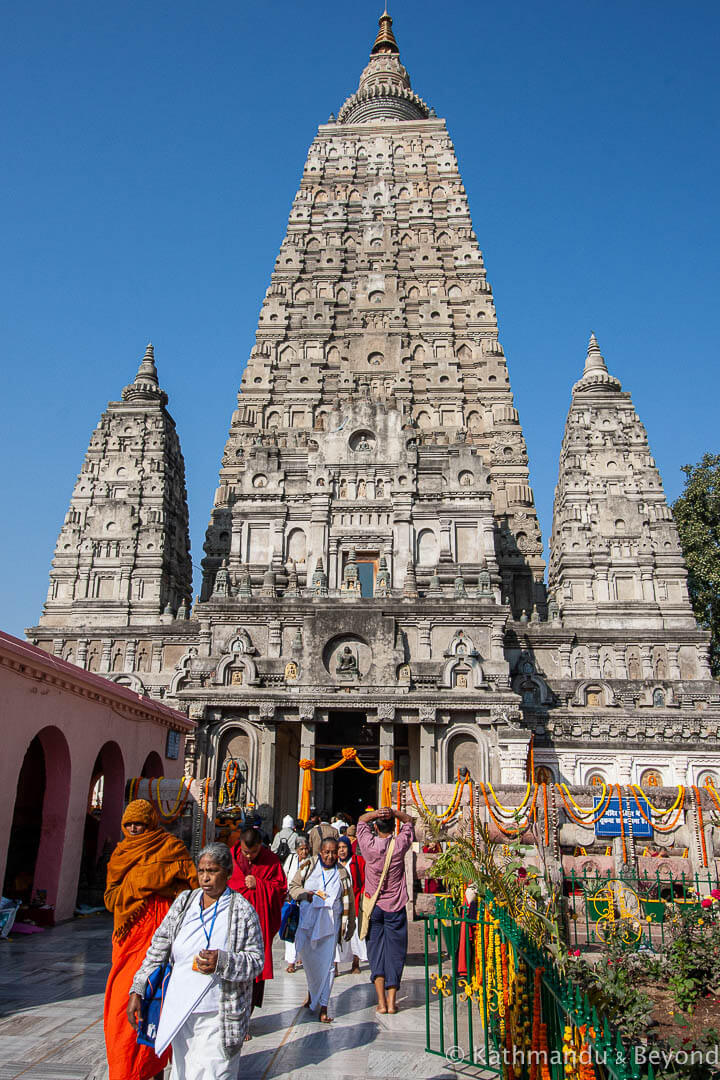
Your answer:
(424, 895), (656, 1079)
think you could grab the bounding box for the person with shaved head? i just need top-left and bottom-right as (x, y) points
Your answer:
(228, 825), (286, 1036)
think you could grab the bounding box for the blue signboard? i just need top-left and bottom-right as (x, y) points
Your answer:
(594, 795), (653, 838)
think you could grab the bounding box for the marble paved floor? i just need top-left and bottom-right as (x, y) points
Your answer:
(0, 914), (494, 1079)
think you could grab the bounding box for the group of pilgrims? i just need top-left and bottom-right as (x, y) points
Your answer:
(104, 800), (415, 1080)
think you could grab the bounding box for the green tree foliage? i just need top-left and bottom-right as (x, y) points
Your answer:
(672, 453), (720, 677)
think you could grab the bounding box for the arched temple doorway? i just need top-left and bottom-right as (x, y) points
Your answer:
(3, 726), (71, 908)
(77, 741), (124, 907)
(141, 751), (163, 778)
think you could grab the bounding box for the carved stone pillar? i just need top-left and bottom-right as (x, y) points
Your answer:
(697, 643), (713, 679)
(230, 521), (244, 569)
(588, 646), (601, 679)
(256, 708), (277, 815)
(298, 714), (316, 813)
(328, 537), (339, 591)
(640, 570), (656, 603)
(379, 721), (394, 760)
(497, 726), (532, 784)
(640, 646), (654, 680)
(125, 639), (138, 672)
(615, 647), (628, 680)
(559, 643), (572, 679)
(268, 621), (282, 659)
(438, 518), (453, 563)
(489, 624), (504, 661)
(199, 620), (212, 658)
(419, 723), (436, 784)
(391, 496), (413, 588)
(76, 638), (88, 669)
(667, 644), (682, 681)
(418, 621), (432, 660)
(670, 755), (690, 786)
(100, 638), (113, 673)
(151, 640), (163, 674)
(595, 568), (610, 603)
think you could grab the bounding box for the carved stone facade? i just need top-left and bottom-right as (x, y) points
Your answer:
(28, 15), (719, 823)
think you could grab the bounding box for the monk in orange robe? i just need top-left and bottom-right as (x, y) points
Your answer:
(229, 826), (286, 1018)
(103, 799), (197, 1080)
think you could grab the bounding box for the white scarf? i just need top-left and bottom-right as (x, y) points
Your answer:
(155, 888), (232, 1055)
(297, 860), (342, 942)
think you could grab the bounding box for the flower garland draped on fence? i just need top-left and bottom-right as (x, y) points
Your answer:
(405, 777), (713, 859)
(298, 747), (393, 821)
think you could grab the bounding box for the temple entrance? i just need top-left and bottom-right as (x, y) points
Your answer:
(77, 741), (124, 908)
(3, 726), (71, 909)
(3, 736), (45, 903)
(314, 711), (379, 817)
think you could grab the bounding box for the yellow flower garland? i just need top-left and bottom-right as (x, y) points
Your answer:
(630, 783), (684, 815)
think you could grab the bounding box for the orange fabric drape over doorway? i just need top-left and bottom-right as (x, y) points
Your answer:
(298, 746), (393, 822)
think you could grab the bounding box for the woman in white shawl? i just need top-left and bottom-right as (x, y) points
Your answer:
(128, 843), (264, 1080)
(282, 837), (309, 972)
(334, 835), (367, 974)
(289, 837), (355, 1023)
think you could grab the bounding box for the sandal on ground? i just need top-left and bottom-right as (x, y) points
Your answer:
(286, 964), (296, 973)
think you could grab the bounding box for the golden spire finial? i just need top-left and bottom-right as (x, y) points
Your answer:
(371, 9), (399, 55)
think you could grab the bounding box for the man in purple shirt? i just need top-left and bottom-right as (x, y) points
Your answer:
(356, 806), (415, 1014)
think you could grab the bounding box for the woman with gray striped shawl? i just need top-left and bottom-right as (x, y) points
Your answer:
(289, 837), (355, 1023)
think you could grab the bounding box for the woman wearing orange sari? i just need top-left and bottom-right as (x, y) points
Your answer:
(104, 799), (198, 1080)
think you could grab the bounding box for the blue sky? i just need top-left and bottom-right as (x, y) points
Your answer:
(2, 0), (718, 636)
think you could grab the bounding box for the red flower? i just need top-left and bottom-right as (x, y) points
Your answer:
(710, 889), (720, 900)
(702, 898), (713, 908)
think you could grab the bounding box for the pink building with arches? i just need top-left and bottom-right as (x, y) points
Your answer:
(0, 631), (194, 923)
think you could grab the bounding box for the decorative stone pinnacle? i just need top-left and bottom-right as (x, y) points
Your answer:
(583, 333), (608, 376)
(371, 12), (399, 55)
(136, 342), (159, 386)
(122, 341), (167, 404)
(573, 331), (621, 394)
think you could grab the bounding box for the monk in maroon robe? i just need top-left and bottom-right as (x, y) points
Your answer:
(229, 826), (286, 1017)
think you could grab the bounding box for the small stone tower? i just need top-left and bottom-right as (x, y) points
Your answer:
(36, 345), (192, 644)
(549, 334), (697, 632)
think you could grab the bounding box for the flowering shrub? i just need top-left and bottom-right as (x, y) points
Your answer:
(662, 900), (720, 1012)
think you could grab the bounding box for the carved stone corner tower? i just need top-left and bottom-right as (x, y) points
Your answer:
(29, 344), (193, 675)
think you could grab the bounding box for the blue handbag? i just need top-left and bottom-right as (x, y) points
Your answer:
(136, 961), (173, 1048)
(136, 890), (194, 1049)
(279, 898), (299, 943)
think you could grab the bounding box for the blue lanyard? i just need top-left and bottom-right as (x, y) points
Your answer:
(199, 889), (227, 948)
(321, 867), (337, 891)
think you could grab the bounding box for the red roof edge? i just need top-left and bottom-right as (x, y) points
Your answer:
(1, 630), (195, 731)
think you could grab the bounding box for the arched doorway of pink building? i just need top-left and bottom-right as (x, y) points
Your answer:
(3, 726), (71, 911)
(76, 741), (124, 908)
(141, 751), (163, 778)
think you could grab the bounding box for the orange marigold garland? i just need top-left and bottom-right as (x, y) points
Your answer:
(200, 777), (211, 847)
(629, 785), (685, 832)
(558, 783), (613, 826)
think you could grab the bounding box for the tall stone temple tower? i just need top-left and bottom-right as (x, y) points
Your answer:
(29, 15), (719, 821)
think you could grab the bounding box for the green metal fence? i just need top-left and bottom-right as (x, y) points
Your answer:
(564, 868), (720, 950)
(425, 894), (656, 1079)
